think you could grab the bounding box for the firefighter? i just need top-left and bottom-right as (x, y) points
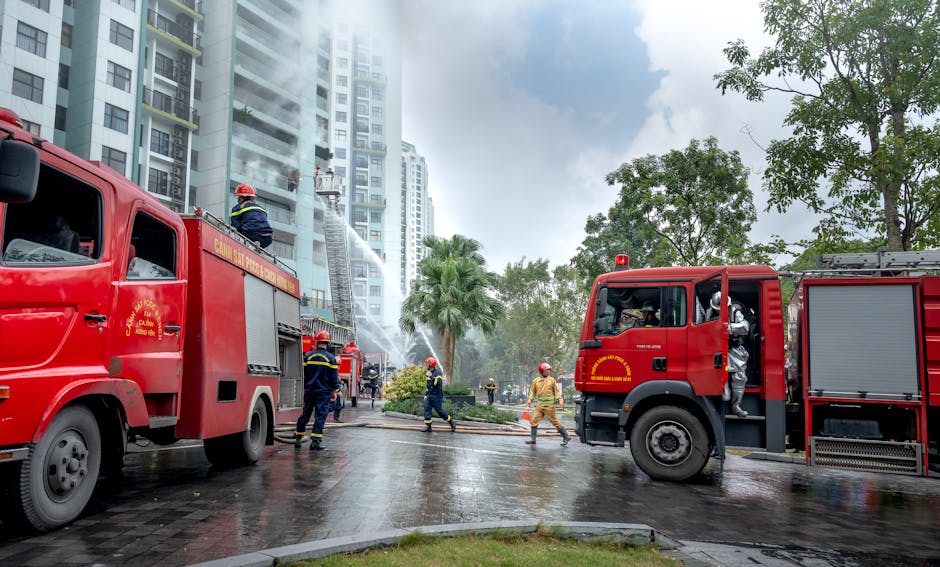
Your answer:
(524, 363), (570, 446)
(230, 183), (273, 249)
(295, 330), (340, 450)
(484, 377), (497, 405)
(639, 302), (660, 327)
(423, 357), (456, 432)
(709, 291), (750, 417)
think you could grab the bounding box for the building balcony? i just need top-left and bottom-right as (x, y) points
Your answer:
(147, 10), (202, 56)
(142, 87), (197, 128)
(167, 0), (204, 20)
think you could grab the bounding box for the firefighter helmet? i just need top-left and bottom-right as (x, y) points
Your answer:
(426, 357), (437, 368)
(709, 291), (729, 311)
(235, 183), (256, 197)
(537, 362), (552, 375)
(640, 302), (656, 313)
(313, 330), (331, 343)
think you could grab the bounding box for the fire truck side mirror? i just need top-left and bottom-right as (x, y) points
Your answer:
(592, 287), (609, 336)
(0, 139), (39, 204)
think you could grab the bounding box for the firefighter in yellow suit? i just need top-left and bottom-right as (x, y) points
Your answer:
(525, 363), (570, 446)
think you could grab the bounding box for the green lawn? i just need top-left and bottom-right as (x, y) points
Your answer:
(292, 532), (681, 567)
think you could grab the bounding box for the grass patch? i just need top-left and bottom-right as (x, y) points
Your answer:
(290, 533), (680, 567)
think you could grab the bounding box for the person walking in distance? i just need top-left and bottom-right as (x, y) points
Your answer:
(295, 331), (340, 451)
(423, 357), (456, 432)
(230, 183), (273, 249)
(525, 363), (570, 446)
(485, 377), (497, 405)
(331, 388), (344, 423)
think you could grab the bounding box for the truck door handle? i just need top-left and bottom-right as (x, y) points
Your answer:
(164, 325), (181, 333)
(84, 313), (107, 323)
(652, 357), (667, 371)
(713, 353), (723, 368)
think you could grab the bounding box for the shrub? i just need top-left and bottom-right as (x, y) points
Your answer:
(457, 404), (517, 424)
(382, 397), (420, 415)
(385, 364), (427, 402)
(443, 383), (472, 396)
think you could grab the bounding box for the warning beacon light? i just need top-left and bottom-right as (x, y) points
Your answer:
(613, 254), (630, 271)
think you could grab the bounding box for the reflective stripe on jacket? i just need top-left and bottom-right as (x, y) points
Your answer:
(528, 376), (561, 406)
(303, 348), (339, 394)
(426, 367), (444, 397)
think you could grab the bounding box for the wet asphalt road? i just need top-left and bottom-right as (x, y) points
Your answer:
(1, 405), (939, 566)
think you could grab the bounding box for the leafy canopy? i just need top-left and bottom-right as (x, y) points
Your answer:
(715, 0), (940, 251)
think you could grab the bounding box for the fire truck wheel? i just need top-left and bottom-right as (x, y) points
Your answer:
(237, 397), (269, 464)
(629, 405), (708, 482)
(18, 405), (102, 532)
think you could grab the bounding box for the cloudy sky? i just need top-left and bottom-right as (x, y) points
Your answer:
(400, 0), (816, 272)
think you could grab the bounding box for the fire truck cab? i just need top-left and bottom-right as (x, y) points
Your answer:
(575, 259), (786, 481)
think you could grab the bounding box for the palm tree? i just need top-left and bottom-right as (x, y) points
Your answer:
(400, 235), (504, 379)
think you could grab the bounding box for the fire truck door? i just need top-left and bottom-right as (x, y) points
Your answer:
(685, 270), (728, 397)
(110, 207), (186, 418)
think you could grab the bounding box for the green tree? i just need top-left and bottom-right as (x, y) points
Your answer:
(715, 0), (940, 252)
(604, 137), (758, 266)
(399, 235), (504, 380)
(482, 259), (587, 386)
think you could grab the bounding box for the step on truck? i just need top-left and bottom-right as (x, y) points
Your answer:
(575, 253), (940, 481)
(0, 108), (306, 531)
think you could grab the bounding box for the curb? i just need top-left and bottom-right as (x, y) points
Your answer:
(186, 521), (660, 567)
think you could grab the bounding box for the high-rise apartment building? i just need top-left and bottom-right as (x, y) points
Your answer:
(399, 140), (433, 296)
(329, 3), (402, 346)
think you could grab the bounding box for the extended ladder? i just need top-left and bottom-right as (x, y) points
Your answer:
(314, 168), (356, 334)
(818, 250), (940, 273)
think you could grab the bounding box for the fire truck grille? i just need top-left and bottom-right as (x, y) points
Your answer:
(810, 436), (923, 475)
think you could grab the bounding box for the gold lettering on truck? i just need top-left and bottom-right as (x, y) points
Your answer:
(125, 298), (164, 340)
(590, 355), (632, 382)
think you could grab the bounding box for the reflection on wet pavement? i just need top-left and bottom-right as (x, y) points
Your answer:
(1, 410), (939, 566)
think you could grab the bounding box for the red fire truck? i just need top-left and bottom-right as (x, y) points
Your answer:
(574, 253), (940, 481)
(0, 108), (308, 531)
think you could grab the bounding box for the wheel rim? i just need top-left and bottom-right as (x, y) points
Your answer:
(248, 407), (264, 449)
(645, 419), (692, 466)
(43, 428), (90, 503)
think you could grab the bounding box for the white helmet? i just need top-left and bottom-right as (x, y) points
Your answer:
(709, 291), (729, 311)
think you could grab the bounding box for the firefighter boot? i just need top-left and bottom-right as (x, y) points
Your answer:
(731, 385), (748, 417)
(310, 438), (323, 451)
(525, 427), (537, 445)
(560, 427), (570, 447)
(424, 422), (432, 432)
(449, 417), (457, 432)
(294, 432), (305, 448)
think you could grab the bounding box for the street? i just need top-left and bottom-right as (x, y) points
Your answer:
(1, 405), (939, 566)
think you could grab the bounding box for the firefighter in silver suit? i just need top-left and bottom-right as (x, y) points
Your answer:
(708, 291), (750, 417)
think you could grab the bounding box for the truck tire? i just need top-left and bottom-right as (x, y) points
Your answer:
(629, 405), (709, 482)
(17, 405), (102, 532)
(204, 397), (268, 467)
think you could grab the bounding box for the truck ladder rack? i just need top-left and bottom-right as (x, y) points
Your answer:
(301, 315), (354, 349)
(315, 169), (356, 335)
(817, 250), (940, 273)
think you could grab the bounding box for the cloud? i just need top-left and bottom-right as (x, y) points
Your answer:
(402, 1), (817, 273)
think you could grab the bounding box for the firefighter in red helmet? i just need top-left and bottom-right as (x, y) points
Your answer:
(422, 357), (455, 432)
(230, 183), (273, 249)
(295, 330), (340, 450)
(525, 362), (570, 446)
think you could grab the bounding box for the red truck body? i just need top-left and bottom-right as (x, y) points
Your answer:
(0, 108), (304, 532)
(575, 257), (940, 481)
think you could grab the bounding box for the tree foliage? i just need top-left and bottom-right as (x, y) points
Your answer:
(715, 0), (940, 252)
(481, 259), (587, 387)
(603, 137), (758, 266)
(399, 235), (504, 380)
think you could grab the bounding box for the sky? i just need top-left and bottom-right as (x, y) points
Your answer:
(400, 0), (817, 272)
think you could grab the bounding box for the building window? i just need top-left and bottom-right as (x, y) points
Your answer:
(369, 230), (381, 242)
(151, 90), (172, 112)
(370, 194), (382, 204)
(150, 128), (170, 156)
(109, 19), (134, 51)
(369, 304), (381, 316)
(356, 85), (369, 98)
(336, 93), (347, 105)
(369, 285), (381, 296)
(193, 79), (202, 100)
(107, 61), (132, 92)
(335, 111), (347, 123)
(355, 155), (368, 168)
(335, 148), (346, 159)
(355, 102), (368, 116)
(355, 174), (367, 187)
(61, 22), (72, 48)
(112, 0), (136, 10)
(22, 0), (50, 11)
(12, 68), (43, 103)
(371, 157), (383, 170)
(154, 52), (174, 80)
(21, 120), (40, 136)
(58, 63), (70, 89)
(370, 176), (382, 188)
(148, 167), (169, 196)
(335, 166), (346, 178)
(55, 105), (67, 130)
(373, 124), (383, 136)
(372, 106), (383, 120)
(16, 21), (47, 57)
(370, 211), (381, 223)
(334, 129), (346, 142)
(336, 75), (348, 87)
(102, 146), (127, 175)
(104, 103), (129, 134)
(337, 57), (348, 68)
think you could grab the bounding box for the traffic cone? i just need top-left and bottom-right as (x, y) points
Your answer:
(521, 411), (531, 424)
